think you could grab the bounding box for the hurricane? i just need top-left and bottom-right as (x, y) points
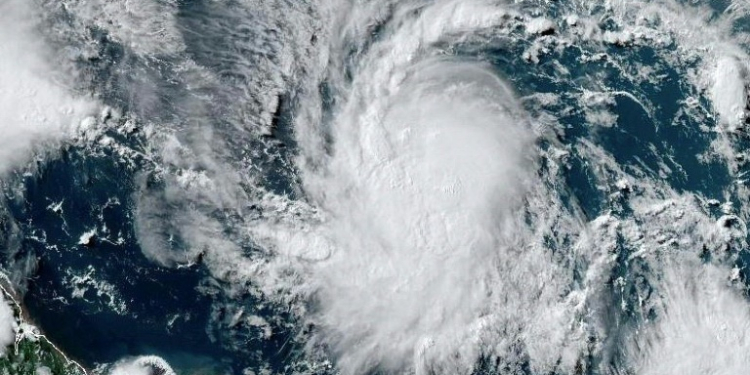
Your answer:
(1, 0), (750, 374)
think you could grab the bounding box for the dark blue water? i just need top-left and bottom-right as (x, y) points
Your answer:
(6, 146), (221, 369)
(2, 137), (311, 374)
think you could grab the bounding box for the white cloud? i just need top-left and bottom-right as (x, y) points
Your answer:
(0, 293), (17, 355)
(298, 59), (543, 374)
(109, 0), (750, 373)
(711, 56), (748, 131)
(626, 261), (750, 375)
(253, 2), (589, 373)
(0, 0), (96, 174)
(110, 361), (151, 375)
(61, 0), (183, 56)
(109, 356), (176, 375)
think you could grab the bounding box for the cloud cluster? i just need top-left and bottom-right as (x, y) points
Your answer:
(109, 356), (176, 375)
(94, 0), (750, 373)
(0, 0), (96, 174)
(0, 294), (16, 355)
(625, 261), (750, 374)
